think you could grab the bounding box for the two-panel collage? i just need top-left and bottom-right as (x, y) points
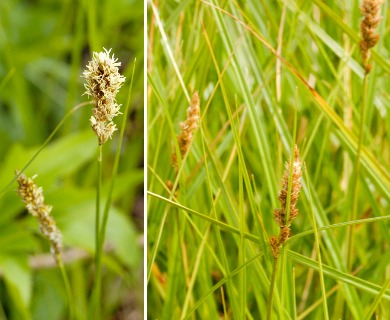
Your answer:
(0, 0), (389, 319)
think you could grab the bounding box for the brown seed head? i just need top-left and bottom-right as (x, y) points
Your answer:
(279, 225), (291, 245)
(270, 146), (302, 259)
(277, 145), (302, 226)
(359, 0), (383, 73)
(172, 91), (200, 170)
(270, 236), (280, 259)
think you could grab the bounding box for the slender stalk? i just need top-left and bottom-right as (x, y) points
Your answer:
(98, 59), (136, 254)
(267, 257), (279, 320)
(305, 167), (329, 319)
(0, 102), (92, 198)
(91, 144), (103, 320)
(347, 74), (368, 270)
(92, 59), (136, 319)
(364, 276), (390, 320)
(57, 254), (75, 320)
(96, 145), (102, 258)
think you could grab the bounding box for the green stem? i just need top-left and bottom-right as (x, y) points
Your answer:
(58, 254), (75, 320)
(347, 73), (368, 270)
(96, 145), (102, 260)
(267, 257), (279, 320)
(0, 102), (93, 198)
(91, 144), (102, 320)
(305, 168), (329, 319)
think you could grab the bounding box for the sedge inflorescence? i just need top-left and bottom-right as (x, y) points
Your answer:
(16, 172), (62, 262)
(270, 145), (303, 259)
(360, 0), (383, 74)
(171, 91), (200, 171)
(83, 48), (126, 145)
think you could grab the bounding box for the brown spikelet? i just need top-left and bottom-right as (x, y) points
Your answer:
(166, 180), (179, 197)
(16, 172), (62, 263)
(273, 209), (283, 228)
(270, 236), (280, 259)
(277, 145), (303, 226)
(269, 145), (303, 259)
(172, 91), (200, 170)
(279, 225), (291, 246)
(359, 0), (383, 73)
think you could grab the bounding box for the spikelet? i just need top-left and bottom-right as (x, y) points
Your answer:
(172, 91), (200, 170)
(359, 0), (383, 73)
(16, 172), (62, 263)
(270, 236), (280, 259)
(83, 48), (126, 144)
(270, 145), (303, 259)
(274, 145), (303, 229)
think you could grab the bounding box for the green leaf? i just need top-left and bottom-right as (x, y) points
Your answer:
(0, 254), (32, 319)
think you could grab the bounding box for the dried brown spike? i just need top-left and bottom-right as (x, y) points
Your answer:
(172, 91), (200, 170)
(166, 179), (179, 197)
(277, 145), (302, 226)
(359, 0), (383, 73)
(279, 226), (291, 245)
(270, 146), (303, 259)
(273, 208), (284, 228)
(270, 236), (280, 259)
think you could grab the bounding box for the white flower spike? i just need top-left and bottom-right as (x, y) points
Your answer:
(83, 48), (126, 145)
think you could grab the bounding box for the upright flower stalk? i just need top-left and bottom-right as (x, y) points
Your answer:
(270, 145), (303, 258)
(166, 91), (200, 195)
(83, 48), (126, 145)
(83, 48), (125, 320)
(267, 145), (302, 320)
(347, 0), (383, 273)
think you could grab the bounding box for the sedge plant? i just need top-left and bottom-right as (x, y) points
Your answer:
(148, 1), (390, 319)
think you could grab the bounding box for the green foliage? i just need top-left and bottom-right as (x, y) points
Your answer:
(148, 1), (389, 319)
(0, 0), (143, 318)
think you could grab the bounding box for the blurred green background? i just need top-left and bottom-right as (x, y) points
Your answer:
(0, 0), (144, 319)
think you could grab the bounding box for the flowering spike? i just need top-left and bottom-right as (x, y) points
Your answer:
(16, 172), (62, 262)
(360, 0), (383, 73)
(269, 145), (303, 259)
(83, 48), (126, 144)
(278, 145), (303, 227)
(172, 91), (200, 170)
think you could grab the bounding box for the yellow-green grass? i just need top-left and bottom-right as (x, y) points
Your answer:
(147, 1), (390, 319)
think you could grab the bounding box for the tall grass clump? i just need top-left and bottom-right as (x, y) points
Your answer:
(147, 1), (390, 319)
(0, 0), (144, 319)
